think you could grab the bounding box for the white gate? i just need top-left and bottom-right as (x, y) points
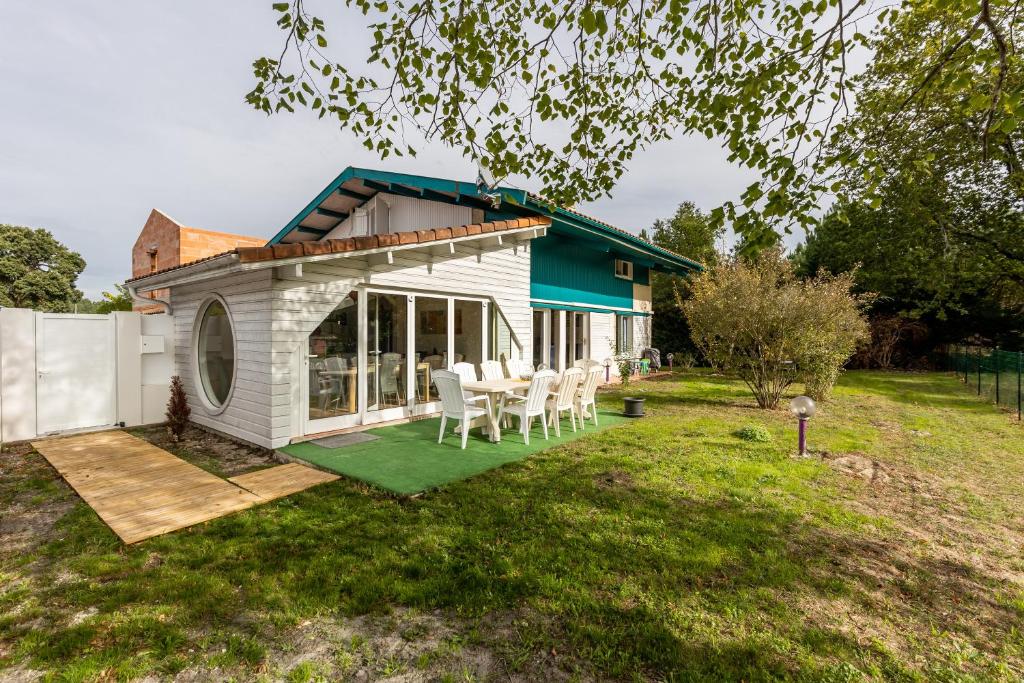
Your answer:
(35, 313), (117, 435)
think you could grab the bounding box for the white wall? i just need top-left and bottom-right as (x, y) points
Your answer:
(161, 238), (532, 449)
(0, 308), (37, 441)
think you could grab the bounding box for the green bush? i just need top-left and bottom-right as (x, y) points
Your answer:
(682, 250), (870, 408)
(735, 424), (773, 443)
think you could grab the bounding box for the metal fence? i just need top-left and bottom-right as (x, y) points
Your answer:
(943, 344), (1023, 421)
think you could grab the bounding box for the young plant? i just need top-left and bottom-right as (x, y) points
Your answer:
(614, 352), (634, 387)
(165, 375), (191, 442)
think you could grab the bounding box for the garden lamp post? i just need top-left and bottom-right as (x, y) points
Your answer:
(666, 352), (674, 370)
(789, 395), (816, 456)
(603, 358), (612, 383)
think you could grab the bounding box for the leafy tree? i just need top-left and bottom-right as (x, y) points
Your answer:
(683, 251), (868, 408)
(94, 285), (134, 314)
(796, 180), (1024, 347)
(0, 224), (85, 312)
(248, 1), (1019, 245)
(834, 0), (1023, 211)
(796, 1), (1024, 349)
(640, 202), (723, 357)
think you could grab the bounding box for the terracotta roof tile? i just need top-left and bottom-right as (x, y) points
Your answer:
(127, 216), (550, 284)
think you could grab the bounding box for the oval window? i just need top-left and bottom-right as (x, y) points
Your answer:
(197, 299), (235, 408)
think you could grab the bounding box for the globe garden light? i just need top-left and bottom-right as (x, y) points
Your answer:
(789, 395), (816, 456)
(603, 357), (612, 383)
(666, 352), (675, 369)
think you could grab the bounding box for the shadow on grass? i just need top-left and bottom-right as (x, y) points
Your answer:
(9, 370), (1020, 680)
(18, 433), (1012, 681)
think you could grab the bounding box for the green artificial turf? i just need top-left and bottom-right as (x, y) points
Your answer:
(280, 409), (630, 494)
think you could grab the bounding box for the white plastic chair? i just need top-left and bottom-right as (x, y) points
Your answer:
(433, 369), (491, 449)
(452, 361), (479, 400)
(379, 352), (403, 406)
(497, 370), (555, 445)
(576, 366), (602, 430)
(480, 360), (504, 381)
(546, 367), (583, 436)
(504, 359), (532, 379)
(452, 362), (478, 384)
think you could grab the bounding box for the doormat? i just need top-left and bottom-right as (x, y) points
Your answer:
(310, 432), (380, 448)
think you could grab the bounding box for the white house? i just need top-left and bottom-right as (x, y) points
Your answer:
(125, 168), (702, 448)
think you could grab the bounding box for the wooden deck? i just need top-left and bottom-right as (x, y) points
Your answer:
(32, 431), (337, 544)
(229, 462), (338, 500)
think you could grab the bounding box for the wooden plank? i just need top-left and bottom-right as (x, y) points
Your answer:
(32, 431), (264, 544)
(229, 464), (338, 501)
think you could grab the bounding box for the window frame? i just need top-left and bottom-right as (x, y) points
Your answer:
(615, 314), (633, 355)
(614, 258), (634, 280)
(191, 294), (237, 415)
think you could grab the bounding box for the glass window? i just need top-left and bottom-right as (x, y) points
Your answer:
(415, 297), (448, 402)
(197, 299), (235, 407)
(368, 292), (408, 410)
(571, 312), (589, 361)
(614, 259), (633, 280)
(454, 299), (483, 370)
(308, 291), (359, 420)
(532, 310), (545, 368)
(616, 314), (633, 354)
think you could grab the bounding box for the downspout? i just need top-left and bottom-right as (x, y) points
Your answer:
(126, 284), (172, 315)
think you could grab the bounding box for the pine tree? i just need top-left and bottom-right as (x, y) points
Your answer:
(165, 376), (191, 442)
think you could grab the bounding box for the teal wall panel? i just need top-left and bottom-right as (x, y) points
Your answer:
(531, 234), (643, 309)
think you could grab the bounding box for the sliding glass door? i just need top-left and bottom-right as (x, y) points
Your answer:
(307, 291), (360, 430)
(306, 288), (492, 433)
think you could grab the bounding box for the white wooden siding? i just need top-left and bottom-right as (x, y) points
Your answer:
(634, 315), (653, 353)
(323, 193), (482, 240)
(169, 269), (276, 448)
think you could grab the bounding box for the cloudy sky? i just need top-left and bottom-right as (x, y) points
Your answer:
(1, 2), (771, 299)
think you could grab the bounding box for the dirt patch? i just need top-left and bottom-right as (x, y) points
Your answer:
(0, 442), (75, 559)
(821, 451), (892, 485)
(132, 424), (276, 477)
(594, 469), (635, 491)
(171, 609), (588, 682)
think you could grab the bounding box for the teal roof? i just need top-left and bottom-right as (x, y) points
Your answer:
(268, 167), (703, 275)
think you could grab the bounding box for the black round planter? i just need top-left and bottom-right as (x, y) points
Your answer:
(623, 397), (646, 417)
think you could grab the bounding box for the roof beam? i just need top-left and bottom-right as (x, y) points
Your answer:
(336, 186), (373, 201)
(418, 187), (458, 204)
(296, 226), (330, 235)
(315, 207), (348, 220)
(360, 179), (394, 194)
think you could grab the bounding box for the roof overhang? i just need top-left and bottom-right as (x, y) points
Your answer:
(267, 167), (703, 277)
(128, 219), (549, 293)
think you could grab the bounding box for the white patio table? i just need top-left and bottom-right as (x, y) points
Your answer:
(462, 378), (531, 443)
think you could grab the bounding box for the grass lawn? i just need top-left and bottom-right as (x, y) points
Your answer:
(279, 409), (629, 495)
(2, 370), (1023, 681)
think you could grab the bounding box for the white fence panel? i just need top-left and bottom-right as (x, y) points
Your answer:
(0, 309), (173, 443)
(35, 313), (117, 434)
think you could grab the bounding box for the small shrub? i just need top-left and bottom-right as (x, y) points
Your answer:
(735, 424), (772, 443)
(614, 352), (634, 386)
(677, 351), (696, 369)
(165, 376), (191, 442)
